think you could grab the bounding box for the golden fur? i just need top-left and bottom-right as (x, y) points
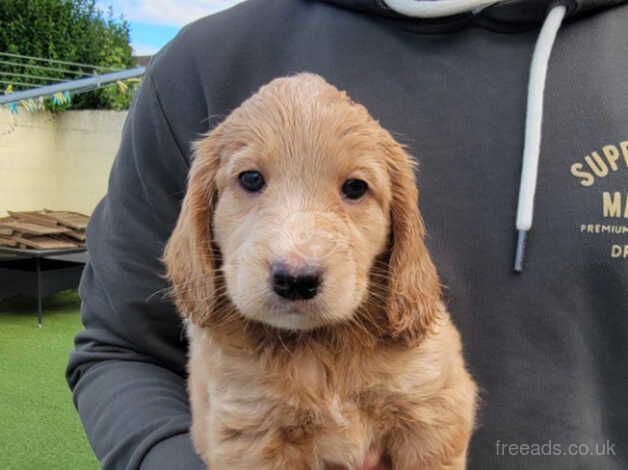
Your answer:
(164, 73), (477, 470)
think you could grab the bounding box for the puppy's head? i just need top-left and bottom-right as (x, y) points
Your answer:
(164, 73), (441, 345)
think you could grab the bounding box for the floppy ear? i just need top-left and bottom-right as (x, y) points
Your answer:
(384, 141), (442, 346)
(163, 133), (221, 327)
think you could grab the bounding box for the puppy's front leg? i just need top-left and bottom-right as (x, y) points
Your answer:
(388, 435), (468, 470)
(206, 411), (321, 470)
(386, 382), (476, 470)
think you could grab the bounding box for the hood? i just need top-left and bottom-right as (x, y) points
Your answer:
(321, 0), (628, 31)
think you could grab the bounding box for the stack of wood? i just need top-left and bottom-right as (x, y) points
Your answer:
(0, 210), (89, 250)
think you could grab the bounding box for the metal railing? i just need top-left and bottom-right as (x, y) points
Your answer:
(0, 51), (146, 106)
(0, 67), (146, 105)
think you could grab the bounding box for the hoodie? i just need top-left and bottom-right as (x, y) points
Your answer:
(66, 1), (628, 468)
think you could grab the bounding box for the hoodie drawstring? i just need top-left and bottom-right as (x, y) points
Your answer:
(382, 0), (567, 273)
(514, 4), (566, 272)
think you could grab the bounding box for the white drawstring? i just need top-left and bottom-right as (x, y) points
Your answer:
(514, 4), (566, 272)
(382, 0), (567, 272)
(381, 0), (498, 18)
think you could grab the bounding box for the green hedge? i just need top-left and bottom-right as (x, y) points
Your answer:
(0, 0), (138, 110)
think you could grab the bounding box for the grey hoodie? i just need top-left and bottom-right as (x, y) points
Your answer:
(67, 0), (628, 468)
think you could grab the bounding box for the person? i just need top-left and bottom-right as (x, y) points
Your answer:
(66, 0), (628, 468)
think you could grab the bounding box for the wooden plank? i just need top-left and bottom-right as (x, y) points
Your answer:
(0, 237), (18, 247)
(0, 220), (71, 235)
(0, 228), (13, 236)
(49, 234), (82, 247)
(13, 235), (78, 250)
(42, 210), (89, 230)
(8, 211), (61, 228)
(65, 230), (87, 242)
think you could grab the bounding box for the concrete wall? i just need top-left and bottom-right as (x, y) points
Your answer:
(0, 108), (126, 216)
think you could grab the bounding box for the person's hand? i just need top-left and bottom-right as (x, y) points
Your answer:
(326, 448), (391, 470)
(355, 448), (390, 470)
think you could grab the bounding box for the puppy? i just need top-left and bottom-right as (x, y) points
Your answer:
(164, 73), (477, 470)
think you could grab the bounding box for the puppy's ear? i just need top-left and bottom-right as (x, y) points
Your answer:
(164, 132), (221, 327)
(384, 141), (442, 346)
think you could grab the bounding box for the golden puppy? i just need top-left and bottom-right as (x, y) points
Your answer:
(164, 73), (477, 470)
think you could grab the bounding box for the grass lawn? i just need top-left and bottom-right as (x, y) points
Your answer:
(0, 290), (99, 470)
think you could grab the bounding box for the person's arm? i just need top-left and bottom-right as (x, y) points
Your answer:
(66, 71), (204, 469)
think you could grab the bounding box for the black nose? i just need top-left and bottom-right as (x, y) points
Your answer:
(271, 264), (321, 301)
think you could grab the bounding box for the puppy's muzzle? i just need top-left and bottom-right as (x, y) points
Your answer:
(271, 262), (321, 301)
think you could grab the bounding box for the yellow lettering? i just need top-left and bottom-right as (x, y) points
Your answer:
(585, 152), (609, 177)
(611, 245), (628, 259)
(602, 145), (620, 171)
(611, 245), (622, 258)
(603, 192), (622, 218)
(621, 141), (628, 168)
(570, 163), (594, 187)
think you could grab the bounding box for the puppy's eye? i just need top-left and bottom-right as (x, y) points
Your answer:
(341, 179), (368, 200)
(238, 171), (265, 193)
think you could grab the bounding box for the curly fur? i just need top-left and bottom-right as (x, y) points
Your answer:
(163, 73), (477, 470)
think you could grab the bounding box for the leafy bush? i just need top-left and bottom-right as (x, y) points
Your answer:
(0, 0), (139, 110)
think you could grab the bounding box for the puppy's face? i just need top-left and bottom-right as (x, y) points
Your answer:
(166, 74), (441, 343)
(212, 96), (391, 330)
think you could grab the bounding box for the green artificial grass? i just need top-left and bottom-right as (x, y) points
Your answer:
(0, 290), (99, 470)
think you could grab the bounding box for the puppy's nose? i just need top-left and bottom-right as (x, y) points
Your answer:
(271, 263), (321, 301)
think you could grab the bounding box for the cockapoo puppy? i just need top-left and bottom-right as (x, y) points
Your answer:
(164, 73), (477, 470)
